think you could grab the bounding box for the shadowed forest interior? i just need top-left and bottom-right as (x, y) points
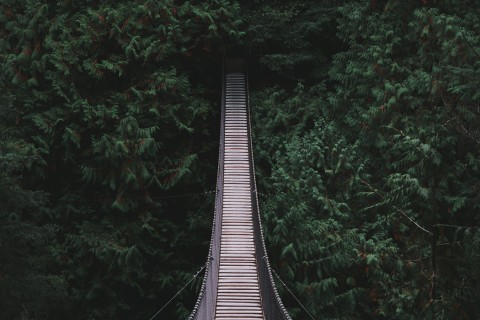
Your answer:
(1, 1), (479, 319)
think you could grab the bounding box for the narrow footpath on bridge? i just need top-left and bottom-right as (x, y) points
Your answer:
(189, 59), (291, 320)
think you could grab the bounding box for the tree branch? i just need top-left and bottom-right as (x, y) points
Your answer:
(360, 179), (434, 235)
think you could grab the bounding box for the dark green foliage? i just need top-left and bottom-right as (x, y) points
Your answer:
(2, 0), (479, 319)
(243, 0), (343, 86)
(0, 75), (70, 319)
(249, 0), (480, 319)
(1, 1), (242, 319)
(252, 85), (370, 319)
(328, 2), (480, 318)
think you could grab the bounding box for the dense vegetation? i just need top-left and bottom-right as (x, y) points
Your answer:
(1, 0), (479, 319)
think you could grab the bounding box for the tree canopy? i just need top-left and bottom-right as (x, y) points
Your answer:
(1, 0), (479, 319)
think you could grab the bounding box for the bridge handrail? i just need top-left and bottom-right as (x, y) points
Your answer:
(189, 59), (291, 319)
(245, 61), (292, 320)
(188, 62), (225, 320)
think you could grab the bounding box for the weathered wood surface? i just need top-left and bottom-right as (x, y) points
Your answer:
(215, 73), (264, 319)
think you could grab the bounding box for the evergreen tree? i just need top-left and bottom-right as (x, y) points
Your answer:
(2, 0), (479, 318)
(1, 1), (243, 318)
(329, 1), (480, 317)
(0, 74), (71, 319)
(249, 0), (480, 319)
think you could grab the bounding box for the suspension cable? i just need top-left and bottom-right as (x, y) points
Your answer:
(147, 264), (206, 320)
(271, 267), (317, 320)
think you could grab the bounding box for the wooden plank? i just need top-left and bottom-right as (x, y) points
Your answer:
(215, 74), (264, 320)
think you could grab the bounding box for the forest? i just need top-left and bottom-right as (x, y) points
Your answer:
(1, 0), (479, 319)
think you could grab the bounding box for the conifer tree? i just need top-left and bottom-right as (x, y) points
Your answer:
(328, 2), (480, 317)
(1, 1), (243, 318)
(249, 1), (480, 319)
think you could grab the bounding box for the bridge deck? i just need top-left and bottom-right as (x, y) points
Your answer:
(189, 62), (290, 320)
(215, 73), (264, 319)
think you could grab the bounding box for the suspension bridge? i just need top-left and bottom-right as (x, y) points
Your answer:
(188, 59), (291, 320)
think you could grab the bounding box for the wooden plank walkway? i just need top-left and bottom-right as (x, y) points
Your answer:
(215, 73), (264, 320)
